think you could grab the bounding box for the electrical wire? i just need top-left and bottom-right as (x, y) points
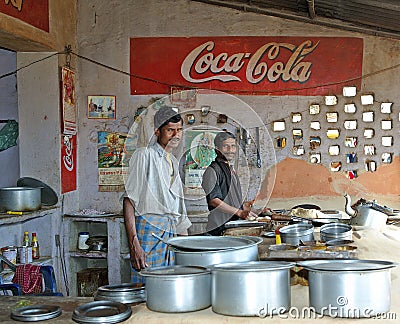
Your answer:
(0, 49), (399, 130)
(1, 49), (400, 95)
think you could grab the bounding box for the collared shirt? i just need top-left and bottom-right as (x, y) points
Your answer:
(201, 157), (243, 232)
(122, 142), (191, 234)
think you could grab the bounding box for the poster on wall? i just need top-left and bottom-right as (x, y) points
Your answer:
(183, 129), (218, 195)
(130, 36), (363, 96)
(61, 134), (77, 194)
(0, 0), (49, 32)
(97, 131), (135, 191)
(61, 67), (77, 135)
(88, 95), (116, 119)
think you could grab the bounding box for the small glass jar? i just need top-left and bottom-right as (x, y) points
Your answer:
(78, 232), (90, 250)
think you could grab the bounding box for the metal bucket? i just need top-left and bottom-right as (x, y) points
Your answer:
(320, 223), (353, 242)
(279, 223), (315, 245)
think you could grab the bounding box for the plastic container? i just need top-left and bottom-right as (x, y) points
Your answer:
(78, 232), (90, 250)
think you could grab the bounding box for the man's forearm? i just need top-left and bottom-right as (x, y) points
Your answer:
(123, 197), (138, 248)
(209, 198), (241, 217)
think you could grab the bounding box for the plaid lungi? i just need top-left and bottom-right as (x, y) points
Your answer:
(131, 214), (176, 284)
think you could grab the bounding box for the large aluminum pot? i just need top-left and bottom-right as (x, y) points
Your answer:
(0, 187), (41, 212)
(279, 223), (314, 245)
(211, 261), (295, 316)
(140, 265), (211, 313)
(320, 223), (352, 242)
(298, 260), (398, 318)
(171, 236), (263, 267)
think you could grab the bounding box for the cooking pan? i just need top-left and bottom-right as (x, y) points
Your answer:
(17, 177), (58, 206)
(140, 265), (211, 313)
(298, 260), (398, 317)
(0, 187), (41, 212)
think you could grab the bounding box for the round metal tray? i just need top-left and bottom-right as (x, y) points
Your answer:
(72, 301), (132, 324)
(11, 305), (62, 322)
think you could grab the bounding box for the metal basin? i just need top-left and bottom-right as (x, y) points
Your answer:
(211, 261), (295, 316)
(0, 187), (41, 212)
(171, 236), (263, 267)
(320, 223), (352, 242)
(279, 223), (315, 246)
(140, 265), (211, 313)
(298, 260), (398, 318)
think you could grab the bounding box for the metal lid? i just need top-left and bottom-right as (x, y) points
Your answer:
(11, 305), (62, 322)
(165, 235), (260, 251)
(72, 301), (132, 324)
(298, 259), (398, 272)
(17, 177), (58, 206)
(140, 265), (210, 277)
(211, 261), (295, 272)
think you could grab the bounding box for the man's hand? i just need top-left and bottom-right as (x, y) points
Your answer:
(129, 237), (148, 270)
(237, 209), (258, 220)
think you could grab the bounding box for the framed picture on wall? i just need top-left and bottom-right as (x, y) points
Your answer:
(88, 95), (116, 119)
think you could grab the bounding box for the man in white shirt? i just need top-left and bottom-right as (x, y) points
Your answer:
(122, 106), (191, 284)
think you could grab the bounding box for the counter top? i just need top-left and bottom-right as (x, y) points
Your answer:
(0, 225), (399, 323)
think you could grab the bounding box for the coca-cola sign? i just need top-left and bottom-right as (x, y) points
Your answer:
(130, 37), (363, 96)
(0, 0), (49, 32)
(61, 134), (76, 193)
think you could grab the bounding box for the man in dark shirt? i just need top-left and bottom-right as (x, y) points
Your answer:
(201, 131), (257, 235)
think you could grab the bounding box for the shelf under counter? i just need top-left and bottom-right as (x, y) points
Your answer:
(0, 206), (59, 225)
(69, 250), (107, 259)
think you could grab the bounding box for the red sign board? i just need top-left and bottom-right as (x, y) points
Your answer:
(61, 134), (77, 194)
(130, 37), (363, 96)
(0, 0), (49, 32)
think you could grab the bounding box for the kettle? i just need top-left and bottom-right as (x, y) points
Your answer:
(344, 194), (389, 230)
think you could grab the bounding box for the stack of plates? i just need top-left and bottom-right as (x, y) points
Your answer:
(94, 283), (146, 304)
(11, 305), (62, 322)
(72, 301), (132, 324)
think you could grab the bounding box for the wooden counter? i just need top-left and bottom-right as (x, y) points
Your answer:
(1, 226), (399, 323)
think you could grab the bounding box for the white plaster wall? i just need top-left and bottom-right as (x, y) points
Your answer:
(76, 0), (400, 212)
(0, 48), (19, 187)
